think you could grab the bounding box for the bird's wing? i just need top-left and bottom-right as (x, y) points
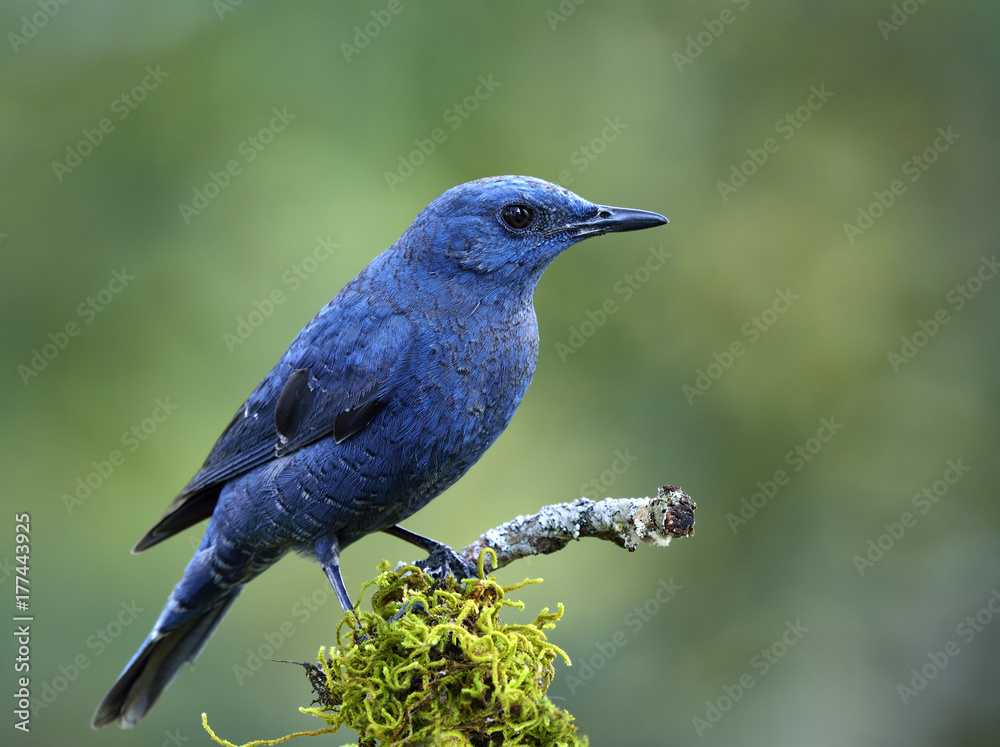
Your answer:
(133, 297), (413, 552)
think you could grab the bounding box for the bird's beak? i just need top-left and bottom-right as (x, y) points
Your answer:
(564, 204), (669, 240)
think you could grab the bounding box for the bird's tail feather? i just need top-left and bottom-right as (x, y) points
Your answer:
(91, 589), (241, 729)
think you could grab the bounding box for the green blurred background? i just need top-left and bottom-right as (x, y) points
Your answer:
(3, 1), (999, 744)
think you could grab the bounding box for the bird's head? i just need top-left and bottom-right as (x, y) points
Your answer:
(402, 175), (667, 281)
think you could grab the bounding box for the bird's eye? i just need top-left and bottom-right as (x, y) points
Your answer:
(501, 204), (534, 230)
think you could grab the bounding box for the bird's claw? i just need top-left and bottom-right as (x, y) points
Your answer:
(388, 599), (427, 624)
(414, 544), (478, 582)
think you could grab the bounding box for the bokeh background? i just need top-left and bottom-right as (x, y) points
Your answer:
(3, 2), (999, 745)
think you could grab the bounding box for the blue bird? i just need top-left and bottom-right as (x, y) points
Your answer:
(92, 175), (667, 729)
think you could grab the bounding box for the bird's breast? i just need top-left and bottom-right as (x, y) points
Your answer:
(388, 300), (538, 471)
(429, 302), (537, 411)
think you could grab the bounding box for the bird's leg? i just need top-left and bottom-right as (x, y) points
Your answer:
(316, 537), (373, 643)
(383, 525), (478, 581)
(315, 536), (358, 616)
(383, 524), (447, 554)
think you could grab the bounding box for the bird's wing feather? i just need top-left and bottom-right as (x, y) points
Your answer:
(133, 295), (413, 551)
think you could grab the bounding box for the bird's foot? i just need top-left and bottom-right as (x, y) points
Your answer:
(414, 543), (479, 583)
(387, 599), (427, 624)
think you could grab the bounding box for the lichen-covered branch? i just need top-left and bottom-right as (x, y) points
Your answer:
(456, 484), (695, 574)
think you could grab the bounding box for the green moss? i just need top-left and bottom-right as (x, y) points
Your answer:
(204, 550), (586, 747)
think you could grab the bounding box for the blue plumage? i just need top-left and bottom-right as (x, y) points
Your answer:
(93, 175), (667, 728)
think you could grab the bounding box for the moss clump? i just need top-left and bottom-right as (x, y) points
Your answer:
(204, 550), (586, 747)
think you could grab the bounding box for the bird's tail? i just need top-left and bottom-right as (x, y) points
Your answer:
(91, 588), (240, 729)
